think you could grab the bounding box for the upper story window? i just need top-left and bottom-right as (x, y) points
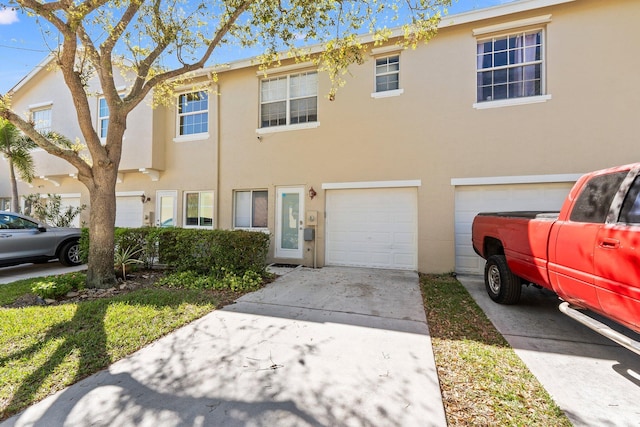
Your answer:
(98, 97), (109, 139)
(177, 91), (209, 137)
(260, 71), (317, 128)
(234, 190), (268, 229)
(375, 55), (400, 93)
(32, 108), (52, 134)
(184, 190), (214, 228)
(476, 30), (543, 103)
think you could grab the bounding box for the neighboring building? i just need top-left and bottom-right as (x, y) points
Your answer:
(2, 0), (638, 274)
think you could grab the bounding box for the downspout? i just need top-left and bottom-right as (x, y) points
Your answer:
(215, 81), (221, 230)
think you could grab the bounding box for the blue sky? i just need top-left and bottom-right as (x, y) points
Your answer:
(0, 1), (515, 94)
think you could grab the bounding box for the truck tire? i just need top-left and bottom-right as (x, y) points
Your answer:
(59, 240), (82, 266)
(484, 255), (522, 304)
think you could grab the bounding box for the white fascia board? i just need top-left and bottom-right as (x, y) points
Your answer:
(10, 53), (57, 94)
(451, 173), (583, 186)
(322, 180), (422, 190)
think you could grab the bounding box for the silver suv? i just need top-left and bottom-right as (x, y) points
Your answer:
(0, 212), (83, 268)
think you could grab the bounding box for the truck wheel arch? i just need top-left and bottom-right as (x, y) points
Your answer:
(483, 237), (504, 258)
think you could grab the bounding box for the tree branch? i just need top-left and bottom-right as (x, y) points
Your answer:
(0, 108), (92, 180)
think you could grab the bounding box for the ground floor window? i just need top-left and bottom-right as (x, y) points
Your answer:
(0, 198), (10, 211)
(234, 190), (268, 229)
(184, 191), (214, 228)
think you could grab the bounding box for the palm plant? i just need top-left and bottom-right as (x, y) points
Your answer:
(0, 118), (36, 212)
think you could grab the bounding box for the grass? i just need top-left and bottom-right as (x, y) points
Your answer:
(0, 275), (229, 421)
(420, 274), (572, 426)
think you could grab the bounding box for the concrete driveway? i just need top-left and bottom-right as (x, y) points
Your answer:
(457, 275), (640, 427)
(2, 267), (446, 427)
(0, 262), (86, 284)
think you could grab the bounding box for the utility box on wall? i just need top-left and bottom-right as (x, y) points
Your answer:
(306, 210), (318, 226)
(304, 227), (315, 241)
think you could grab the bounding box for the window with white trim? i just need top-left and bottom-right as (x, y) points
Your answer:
(184, 190), (213, 228)
(0, 197), (10, 211)
(98, 97), (109, 139)
(234, 190), (268, 229)
(260, 71), (317, 128)
(375, 55), (400, 92)
(476, 29), (543, 102)
(32, 107), (52, 134)
(177, 91), (209, 136)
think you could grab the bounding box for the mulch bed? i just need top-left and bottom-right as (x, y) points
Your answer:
(3, 271), (245, 309)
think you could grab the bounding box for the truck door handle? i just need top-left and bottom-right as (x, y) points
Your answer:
(0, 234), (11, 238)
(599, 238), (620, 249)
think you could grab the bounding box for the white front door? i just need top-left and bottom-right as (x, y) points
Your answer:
(156, 190), (177, 227)
(276, 186), (305, 259)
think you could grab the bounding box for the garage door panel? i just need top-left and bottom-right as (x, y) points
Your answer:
(454, 184), (573, 275)
(326, 188), (417, 270)
(115, 196), (144, 228)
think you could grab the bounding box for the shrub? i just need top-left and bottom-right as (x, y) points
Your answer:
(155, 271), (215, 290)
(31, 272), (86, 299)
(80, 227), (163, 269)
(157, 229), (270, 276)
(156, 269), (264, 292)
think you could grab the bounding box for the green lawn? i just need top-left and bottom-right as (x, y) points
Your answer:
(421, 274), (572, 426)
(0, 277), (221, 421)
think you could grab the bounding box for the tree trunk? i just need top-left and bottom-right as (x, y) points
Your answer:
(85, 169), (118, 289)
(9, 159), (20, 213)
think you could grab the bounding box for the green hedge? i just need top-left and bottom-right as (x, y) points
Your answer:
(157, 228), (270, 276)
(79, 227), (270, 276)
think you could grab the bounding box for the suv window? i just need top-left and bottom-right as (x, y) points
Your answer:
(619, 176), (640, 224)
(570, 171), (627, 223)
(0, 214), (38, 230)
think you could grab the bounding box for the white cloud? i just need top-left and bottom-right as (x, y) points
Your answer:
(0, 8), (19, 25)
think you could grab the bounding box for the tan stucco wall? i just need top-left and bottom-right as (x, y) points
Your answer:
(214, 0), (640, 272)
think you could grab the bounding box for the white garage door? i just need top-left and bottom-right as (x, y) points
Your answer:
(115, 195), (144, 227)
(454, 183), (574, 275)
(326, 188), (418, 270)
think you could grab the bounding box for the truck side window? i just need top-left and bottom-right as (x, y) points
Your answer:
(569, 171), (627, 223)
(619, 176), (640, 224)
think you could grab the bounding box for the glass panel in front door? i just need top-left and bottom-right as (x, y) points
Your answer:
(157, 191), (177, 227)
(281, 192), (300, 250)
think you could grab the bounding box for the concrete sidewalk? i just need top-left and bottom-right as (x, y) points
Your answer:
(2, 267), (446, 427)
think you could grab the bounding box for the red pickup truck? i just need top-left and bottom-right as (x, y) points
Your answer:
(472, 163), (640, 354)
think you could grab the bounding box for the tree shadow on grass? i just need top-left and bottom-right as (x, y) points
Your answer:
(0, 289), (215, 421)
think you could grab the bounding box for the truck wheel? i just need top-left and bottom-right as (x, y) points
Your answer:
(484, 255), (522, 304)
(59, 240), (82, 266)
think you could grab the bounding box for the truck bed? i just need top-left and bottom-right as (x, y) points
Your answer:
(476, 211), (559, 220)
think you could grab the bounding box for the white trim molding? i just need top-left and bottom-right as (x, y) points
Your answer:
(116, 191), (145, 197)
(473, 94), (552, 110)
(370, 45), (405, 56)
(473, 14), (553, 36)
(371, 89), (404, 99)
(322, 180), (421, 190)
(256, 122), (320, 135)
(28, 101), (53, 110)
(256, 61), (315, 77)
(451, 173), (583, 187)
